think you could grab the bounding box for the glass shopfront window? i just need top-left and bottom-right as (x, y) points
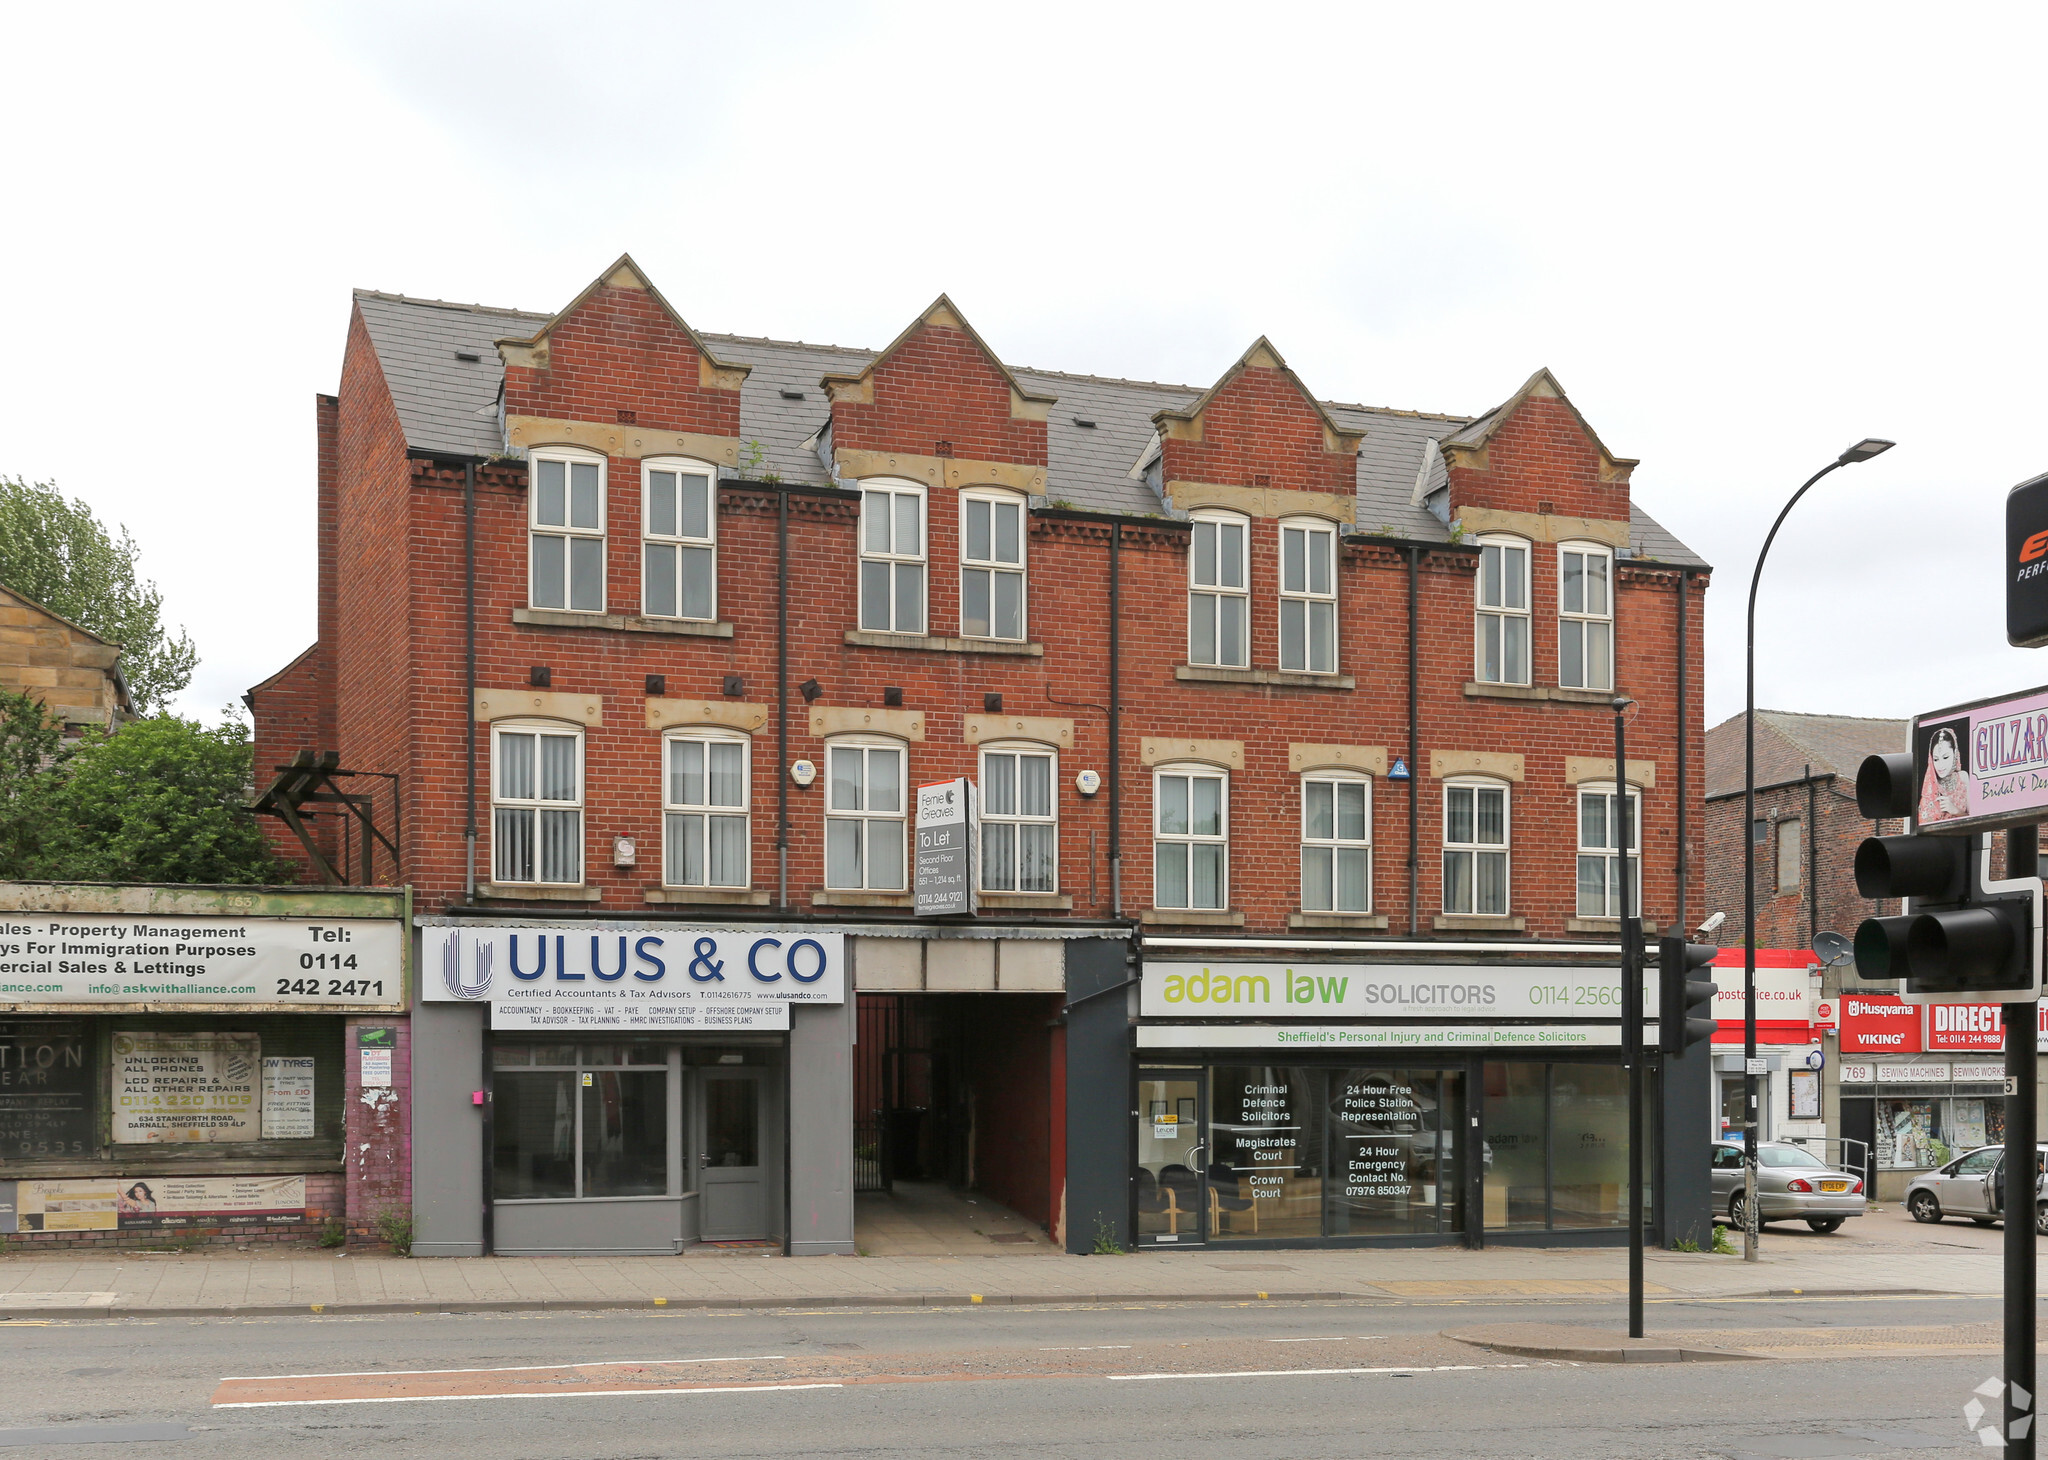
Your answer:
(495, 1044), (667, 1201)
(1327, 1068), (1462, 1237)
(1211, 1065), (1324, 1242)
(1482, 1061), (1653, 1232)
(1138, 1063), (1463, 1244)
(1847, 1062), (2005, 1169)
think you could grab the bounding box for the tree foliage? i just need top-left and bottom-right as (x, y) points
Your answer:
(0, 697), (291, 885)
(0, 476), (197, 715)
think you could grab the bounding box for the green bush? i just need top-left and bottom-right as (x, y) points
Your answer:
(373, 1207), (413, 1257)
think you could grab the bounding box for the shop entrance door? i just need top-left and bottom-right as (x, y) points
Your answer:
(1136, 1071), (1206, 1245)
(697, 1069), (767, 1240)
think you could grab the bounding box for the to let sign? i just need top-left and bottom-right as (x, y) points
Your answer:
(914, 779), (978, 917)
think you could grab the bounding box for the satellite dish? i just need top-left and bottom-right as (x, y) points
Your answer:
(1813, 931), (1854, 968)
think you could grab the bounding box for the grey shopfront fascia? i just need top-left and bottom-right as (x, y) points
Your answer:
(413, 917), (1133, 1259)
(411, 917), (853, 1258)
(1064, 938), (1715, 1253)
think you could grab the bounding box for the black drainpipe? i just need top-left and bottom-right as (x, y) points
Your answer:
(1110, 521), (1123, 917)
(1806, 763), (1820, 948)
(464, 460), (478, 902)
(1675, 567), (1689, 932)
(777, 487), (790, 910)
(1407, 545), (1420, 937)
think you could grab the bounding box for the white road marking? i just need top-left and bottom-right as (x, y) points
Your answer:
(1110, 1364), (1510, 1381)
(1036, 1345), (1133, 1351)
(214, 1383), (840, 1410)
(216, 1356), (783, 1382)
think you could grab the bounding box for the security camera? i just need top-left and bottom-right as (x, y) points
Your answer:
(1693, 911), (1726, 940)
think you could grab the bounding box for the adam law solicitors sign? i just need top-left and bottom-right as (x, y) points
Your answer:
(422, 923), (844, 1030)
(1142, 963), (1657, 1019)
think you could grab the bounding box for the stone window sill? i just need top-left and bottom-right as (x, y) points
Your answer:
(1432, 914), (1527, 932)
(644, 887), (774, 906)
(1289, 912), (1390, 930)
(1463, 681), (1612, 705)
(1566, 917), (1662, 935)
(813, 890), (913, 908)
(1139, 908), (1246, 927)
(1176, 664), (1355, 690)
(477, 882), (602, 902)
(978, 892), (1074, 911)
(843, 629), (1043, 657)
(514, 607), (735, 638)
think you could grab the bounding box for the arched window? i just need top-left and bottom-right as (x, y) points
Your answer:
(1575, 780), (1640, 918)
(1278, 516), (1338, 674)
(1188, 510), (1249, 668)
(961, 489), (1027, 641)
(1300, 769), (1371, 912)
(1442, 777), (1509, 916)
(979, 741), (1056, 892)
(491, 720), (583, 885)
(662, 729), (749, 888)
(528, 447), (606, 613)
(642, 456), (717, 621)
(1474, 534), (1530, 685)
(825, 736), (906, 890)
(1155, 762), (1229, 910)
(858, 478), (926, 634)
(1558, 541), (1613, 690)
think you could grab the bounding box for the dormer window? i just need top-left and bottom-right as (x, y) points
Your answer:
(1189, 511), (1249, 668)
(643, 458), (716, 621)
(961, 490), (1025, 641)
(1474, 535), (1530, 685)
(1278, 517), (1337, 673)
(529, 449), (605, 613)
(859, 479), (926, 635)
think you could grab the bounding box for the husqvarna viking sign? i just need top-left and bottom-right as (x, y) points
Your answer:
(423, 924), (844, 1030)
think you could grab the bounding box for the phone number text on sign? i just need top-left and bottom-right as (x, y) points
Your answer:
(0, 917), (404, 1007)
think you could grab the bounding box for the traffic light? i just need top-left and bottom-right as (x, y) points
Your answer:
(1851, 752), (2042, 998)
(1657, 936), (1719, 1054)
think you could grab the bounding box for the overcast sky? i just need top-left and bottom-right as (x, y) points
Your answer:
(4, 3), (2044, 730)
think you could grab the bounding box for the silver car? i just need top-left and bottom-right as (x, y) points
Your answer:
(1710, 1141), (1867, 1232)
(1904, 1144), (2048, 1233)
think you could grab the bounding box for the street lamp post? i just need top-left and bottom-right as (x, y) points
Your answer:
(1741, 437), (1894, 1261)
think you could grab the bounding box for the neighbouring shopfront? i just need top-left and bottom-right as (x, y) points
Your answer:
(0, 883), (409, 1247)
(1093, 942), (1712, 1250)
(412, 919), (851, 1257)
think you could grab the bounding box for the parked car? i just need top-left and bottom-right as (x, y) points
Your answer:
(1904, 1144), (2048, 1233)
(1710, 1141), (1867, 1232)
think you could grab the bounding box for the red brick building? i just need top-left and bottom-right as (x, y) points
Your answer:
(251, 256), (1716, 1255)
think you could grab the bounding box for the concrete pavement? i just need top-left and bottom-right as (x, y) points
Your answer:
(0, 1221), (2025, 1319)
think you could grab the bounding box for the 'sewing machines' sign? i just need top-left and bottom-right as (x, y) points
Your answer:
(0, 915), (403, 1008)
(422, 924), (846, 1030)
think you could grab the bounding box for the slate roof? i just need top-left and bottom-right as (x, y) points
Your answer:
(1704, 710), (1909, 800)
(350, 289), (1706, 566)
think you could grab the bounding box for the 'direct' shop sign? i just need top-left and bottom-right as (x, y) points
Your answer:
(113, 1032), (260, 1143)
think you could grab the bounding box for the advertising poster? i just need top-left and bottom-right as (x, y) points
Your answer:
(260, 1057), (315, 1139)
(1907, 684), (2048, 833)
(0, 1019), (94, 1158)
(113, 1175), (305, 1229)
(112, 1031), (259, 1143)
(0, 915), (402, 1007)
(14, 1178), (118, 1230)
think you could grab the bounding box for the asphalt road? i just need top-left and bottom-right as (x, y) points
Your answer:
(0, 1293), (2033, 1458)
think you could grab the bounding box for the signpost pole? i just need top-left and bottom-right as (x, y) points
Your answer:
(1615, 697), (1644, 1339)
(2006, 824), (2039, 1458)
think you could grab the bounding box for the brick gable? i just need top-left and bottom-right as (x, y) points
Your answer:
(825, 297), (1050, 468)
(500, 256), (743, 440)
(1157, 339), (1362, 503)
(1444, 369), (1635, 524)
